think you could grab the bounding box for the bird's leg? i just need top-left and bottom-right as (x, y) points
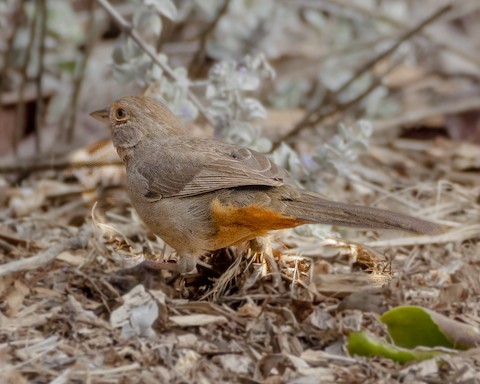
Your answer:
(177, 254), (198, 274)
(250, 236), (285, 293)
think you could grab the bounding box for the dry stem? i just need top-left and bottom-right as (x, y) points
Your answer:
(273, 3), (453, 149)
(0, 236), (87, 277)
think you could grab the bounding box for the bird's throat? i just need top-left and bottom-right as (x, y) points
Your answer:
(116, 146), (134, 162)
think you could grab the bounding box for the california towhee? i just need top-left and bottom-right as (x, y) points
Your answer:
(91, 96), (442, 272)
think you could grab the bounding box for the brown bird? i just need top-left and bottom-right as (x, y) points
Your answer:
(91, 96), (443, 272)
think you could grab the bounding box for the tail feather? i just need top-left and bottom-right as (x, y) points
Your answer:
(286, 191), (443, 235)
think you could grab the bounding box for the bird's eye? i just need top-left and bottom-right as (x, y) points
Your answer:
(115, 108), (128, 120)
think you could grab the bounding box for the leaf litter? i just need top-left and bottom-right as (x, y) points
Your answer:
(0, 135), (479, 383)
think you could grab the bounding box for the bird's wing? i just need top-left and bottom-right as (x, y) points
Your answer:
(135, 138), (288, 199)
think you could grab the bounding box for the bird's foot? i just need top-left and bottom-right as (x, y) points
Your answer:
(250, 237), (285, 293)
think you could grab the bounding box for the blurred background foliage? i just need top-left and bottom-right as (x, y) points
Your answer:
(1, 0), (479, 186)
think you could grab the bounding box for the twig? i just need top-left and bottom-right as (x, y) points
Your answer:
(273, 3), (453, 148)
(0, 159), (122, 174)
(72, 363), (141, 377)
(271, 49), (406, 150)
(0, 0), (25, 104)
(0, 236), (87, 277)
(34, 0), (47, 154)
(366, 224), (479, 248)
(66, 0), (98, 143)
(340, 51), (406, 108)
(188, 0), (230, 77)
(0, 239), (15, 253)
(95, 0), (216, 128)
(373, 94), (480, 133)
(285, 0), (480, 68)
(0, 229), (40, 249)
(14, 1), (39, 157)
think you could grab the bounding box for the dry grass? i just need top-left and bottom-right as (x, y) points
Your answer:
(0, 134), (479, 383)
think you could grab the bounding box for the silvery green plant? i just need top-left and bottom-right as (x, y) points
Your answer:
(111, 0), (198, 121)
(314, 120), (373, 178)
(272, 143), (311, 184)
(272, 120), (373, 193)
(0, 1), (83, 90)
(112, 0), (373, 172)
(202, 0), (304, 61)
(205, 54), (275, 152)
(112, 0), (176, 78)
(272, 121), (373, 239)
(0, 0), (95, 127)
(111, 0), (276, 152)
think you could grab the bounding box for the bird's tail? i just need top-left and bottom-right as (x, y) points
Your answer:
(286, 190), (443, 235)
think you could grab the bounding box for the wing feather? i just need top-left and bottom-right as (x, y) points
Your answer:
(135, 138), (288, 199)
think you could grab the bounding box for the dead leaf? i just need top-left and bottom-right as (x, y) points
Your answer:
(56, 251), (86, 266)
(338, 288), (388, 314)
(313, 273), (390, 297)
(5, 280), (30, 317)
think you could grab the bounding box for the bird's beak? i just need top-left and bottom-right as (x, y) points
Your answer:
(89, 107), (110, 123)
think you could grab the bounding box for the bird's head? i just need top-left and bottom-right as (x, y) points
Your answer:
(90, 95), (183, 151)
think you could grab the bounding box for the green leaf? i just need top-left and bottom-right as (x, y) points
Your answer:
(347, 332), (442, 364)
(57, 60), (77, 74)
(381, 306), (480, 350)
(133, 7), (162, 36)
(145, 0), (178, 20)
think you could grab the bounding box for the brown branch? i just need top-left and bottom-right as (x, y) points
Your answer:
(14, 1), (39, 157)
(188, 0), (230, 77)
(0, 1), (25, 102)
(287, 0), (480, 68)
(0, 236), (87, 277)
(273, 54), (404, 151)
(336, 53), (406, 114)
(272, 3), (453, 149)
(34, 0), (47, 154)
(94, 0), (216, 128)
(66, 0), (98, 144)
(373, 94), (480, 133)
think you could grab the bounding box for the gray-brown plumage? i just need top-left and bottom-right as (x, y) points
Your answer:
(91, 96), (443, 272)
